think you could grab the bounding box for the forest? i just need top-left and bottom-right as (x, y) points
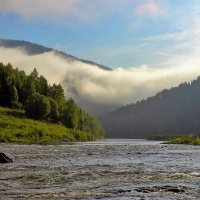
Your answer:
(102, 76), (200, 138)
(0, 62), (104, 137)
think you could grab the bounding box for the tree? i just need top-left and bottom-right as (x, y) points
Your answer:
(9, 85), (18, 103)
(47, 97), (59, 122)
(48, 84), (65, 102)
(48, 83), (66, 116)
(61, 98), (78, 129)
(0, 63), (15, 107)
(25, 93), (50, 120)
(36, 75), (48, 96)
(29, 68), (38, 80)
(78, 111), (104, 135)
(20, 76), (36, 104)
(9, 85), (22, 109)
(0, 63), (104, 137)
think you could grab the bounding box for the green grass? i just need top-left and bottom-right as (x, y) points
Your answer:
(166, 134), (200, 145)
(0, 107), (103, 144)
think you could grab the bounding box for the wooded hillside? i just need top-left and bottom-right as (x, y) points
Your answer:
(102, 77), (200, 138)
(0, 62), (104, 137)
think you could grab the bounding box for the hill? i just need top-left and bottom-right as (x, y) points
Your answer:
(0, 39), (111, 71)
(0, 62), (104, 143)
(0, 107), (103, 144)
(102, 76), (200, 138)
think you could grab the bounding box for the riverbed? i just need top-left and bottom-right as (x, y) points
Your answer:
(1, 139), (200, 199)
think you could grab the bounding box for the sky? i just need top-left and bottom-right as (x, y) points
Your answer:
(0, 0), (200, 68)
(1, 0), (200, 115)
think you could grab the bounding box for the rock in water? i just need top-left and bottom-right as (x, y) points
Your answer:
(0, 153), (13, 163)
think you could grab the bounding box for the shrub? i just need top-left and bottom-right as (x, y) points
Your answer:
(25, 93), (50, 120)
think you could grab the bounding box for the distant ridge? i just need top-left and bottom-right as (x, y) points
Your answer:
(0, 39), (111, 71)
(102, 76), (200, 138)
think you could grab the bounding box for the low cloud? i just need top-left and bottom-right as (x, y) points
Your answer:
(0, 47), (200, 116)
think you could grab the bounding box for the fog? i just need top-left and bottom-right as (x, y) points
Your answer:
(1, 47), (200, 115)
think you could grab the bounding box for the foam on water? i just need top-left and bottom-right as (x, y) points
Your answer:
(1, 139), (200, 199)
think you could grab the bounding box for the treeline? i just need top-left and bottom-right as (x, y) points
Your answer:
(102, 76), (200, 138)
(0, 63), (104, 136)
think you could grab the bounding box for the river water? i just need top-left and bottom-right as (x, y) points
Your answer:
(0, 139), (200, 199)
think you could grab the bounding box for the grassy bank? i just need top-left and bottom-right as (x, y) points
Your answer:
(0, 107), (103, 144)
(166, 134), (200, 145)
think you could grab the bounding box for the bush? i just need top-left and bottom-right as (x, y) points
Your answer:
(167, 134), (200, 145)
(25, 93), (50, 120)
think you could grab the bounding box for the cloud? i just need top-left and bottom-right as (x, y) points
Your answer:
(135, 0), (165, 18)
(0, 0), (167, 24)
(1, 47), (200, 116)
(146, 28), (200, 42)
(0, 0), (136, 23)
(0, 0), (98, 22)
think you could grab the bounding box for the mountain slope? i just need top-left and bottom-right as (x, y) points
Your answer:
(102, 77), (200, 138)
(0, 39), (117, 116)
(0, 39), (111, 71)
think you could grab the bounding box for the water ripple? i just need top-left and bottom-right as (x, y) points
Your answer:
(0, 140), (200, 199)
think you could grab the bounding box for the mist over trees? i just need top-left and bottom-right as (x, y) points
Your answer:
(102, 77), (200, 138)
(0, 62), (104, 136)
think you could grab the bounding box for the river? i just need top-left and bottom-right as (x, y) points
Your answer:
(0, 139), (200, 199)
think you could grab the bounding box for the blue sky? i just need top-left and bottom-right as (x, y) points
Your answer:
(0, 0), (200, 68)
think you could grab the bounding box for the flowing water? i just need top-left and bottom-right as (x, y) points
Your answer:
(0, 139), (200, 199)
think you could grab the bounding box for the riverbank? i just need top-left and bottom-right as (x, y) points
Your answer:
(166, 134), (200, 145)
(148, 134), (174, 141)
(0, 107), (103, 144)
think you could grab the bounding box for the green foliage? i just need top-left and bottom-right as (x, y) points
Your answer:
(0, 63), (104, 138)
(0, 107), (103, 144)
(36, 75), (48, 96)
(25, 93), (50, 120)
(61, 98), (78, 129)
(29, 68), (38, 79)
(47, 97), (59, 122)
(0, 63), (16, 107)
(48, 83), (65, 103)
(167, 134), (200, 145)
(22, 75), (36, 103)
(9, 85), (18, 107)
(61, 99), (104, 136)
(10, 85), (18, 102)
(78, 110), (104, 135)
